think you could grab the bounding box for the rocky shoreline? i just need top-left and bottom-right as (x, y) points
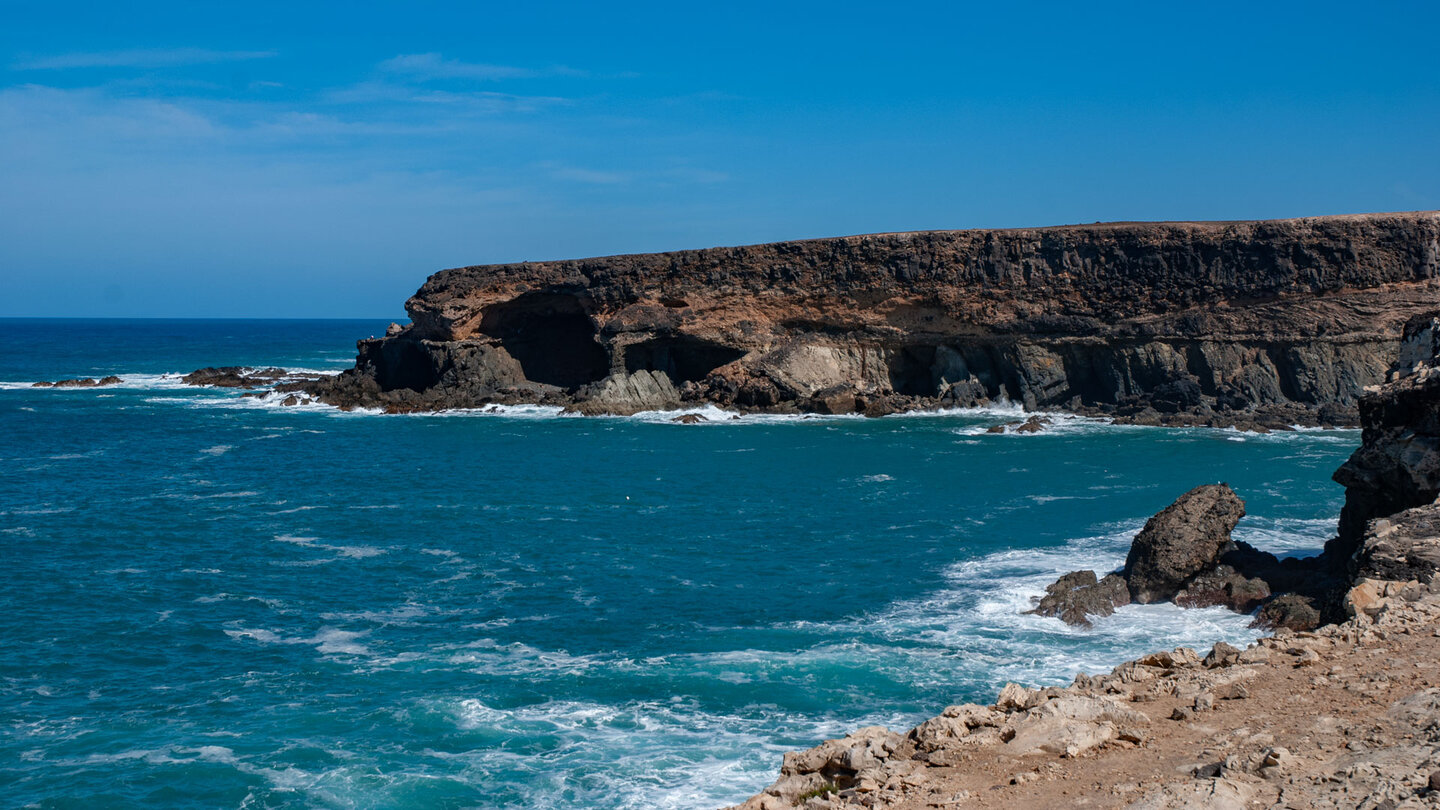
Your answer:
(726, 313), (1440, 809)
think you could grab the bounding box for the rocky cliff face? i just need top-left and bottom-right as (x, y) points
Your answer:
(1333, 312), (1440, 571)
(309, 212), (1440, 420)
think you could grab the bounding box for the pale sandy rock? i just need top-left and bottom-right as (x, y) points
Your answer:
(1125, 776), (1258, 809)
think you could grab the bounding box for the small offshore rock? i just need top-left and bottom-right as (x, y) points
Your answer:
(1124, 484), (1247, 604)
(1028, 570), (1130, 627)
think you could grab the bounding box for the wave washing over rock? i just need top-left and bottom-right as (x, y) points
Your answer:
(302, 212), (1440, 428)
(728, 312), (1440, 809)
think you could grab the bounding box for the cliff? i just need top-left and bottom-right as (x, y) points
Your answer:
(308, 212), (1440, 421)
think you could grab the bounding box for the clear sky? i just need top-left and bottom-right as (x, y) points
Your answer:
(3, 2), (1438, 318)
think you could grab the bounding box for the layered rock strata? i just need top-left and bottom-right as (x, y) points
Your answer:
(307, 212), (1440, 420)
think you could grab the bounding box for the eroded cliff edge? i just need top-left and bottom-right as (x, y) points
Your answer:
(309, 212), (1440, 422)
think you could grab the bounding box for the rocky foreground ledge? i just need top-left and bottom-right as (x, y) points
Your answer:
(730, 586), (1440, 810)
(727, 314), (1440, 809)
(304, 212), (1440, 426)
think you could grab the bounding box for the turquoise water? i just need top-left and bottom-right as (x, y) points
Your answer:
(1, 320), (1358, 809)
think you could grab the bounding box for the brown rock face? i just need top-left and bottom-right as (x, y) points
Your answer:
(1124, 485), (1247, 604)
(308, 212), (1440, 416)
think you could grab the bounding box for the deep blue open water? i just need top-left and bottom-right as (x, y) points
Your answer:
(1, 319), (1358, 809)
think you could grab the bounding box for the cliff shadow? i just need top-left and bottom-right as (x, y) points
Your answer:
(622, 336), (746, 383)
(479, 293), (609, 389)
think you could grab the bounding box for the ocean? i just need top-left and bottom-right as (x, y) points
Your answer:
(0, 319), (1358, 809)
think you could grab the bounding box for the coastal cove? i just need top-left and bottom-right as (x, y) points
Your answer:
(0, 320), (1362, 809)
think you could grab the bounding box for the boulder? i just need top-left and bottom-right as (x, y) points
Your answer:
(1124, 485), (1247, 603)
(908, 704), (1003, 753)
(1252, 594), (1321, 631)
(1004, 695), (1149, 757)
(1173, 564), (1271, 612)
(1027, 570), (1130, 627)
(802, 384), (858, 415)
(1202, 641), (1242, 668)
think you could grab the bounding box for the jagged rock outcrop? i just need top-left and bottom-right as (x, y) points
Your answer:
(307, 212), (1440, 417)
(1333, 312), (1440, 558)
(729, 308), (1440, 810)
(1352, 504), (1440, 585)
(1124, 484), (1248, 604)
(1032, 309), (1440, 635)
(1027, 570), (1130, 628)
(1030, 484), (1331, 628)
(183, 367), (292, 388)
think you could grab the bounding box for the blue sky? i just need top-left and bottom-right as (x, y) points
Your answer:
(3, 2), (1438, 318)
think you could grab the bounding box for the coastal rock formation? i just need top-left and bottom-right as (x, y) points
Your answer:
(307, 212), (1440, 418)
(1352, 503), (1440, 585)
(31, 375), (122, 388)
(1029, 484), (1319, 627)
(1333, 312), (1440, 557)
(1027, 570), (1130, 628)
(1124, 484), (1247, 604)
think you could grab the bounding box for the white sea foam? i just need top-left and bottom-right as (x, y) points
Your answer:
(437, 695), (910, 810)
(270, 533), (387, 562)
(0, 373), (192, 391)
(224, 624), (372, 656)
(836, 511), (1338, 689)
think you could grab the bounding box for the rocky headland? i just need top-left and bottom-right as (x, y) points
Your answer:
(726, 313), (1440, 809)
(302, 212), (1440, 425)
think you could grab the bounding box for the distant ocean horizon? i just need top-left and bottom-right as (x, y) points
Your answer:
(2, 318), (1358, 808)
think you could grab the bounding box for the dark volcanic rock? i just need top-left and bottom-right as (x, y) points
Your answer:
(1173, 564), (1272, 613)
(305, 212), (1440, 416)
(1124, 484), (1247, 604)
(1027, 570), (1130, 627)
(1333, 314), (1440, 561)
(183, 367), (292, 388)
(1253, 594), (1323, 631)
(33, 376), (122, 388)
(1353, 503), (1440, 584)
